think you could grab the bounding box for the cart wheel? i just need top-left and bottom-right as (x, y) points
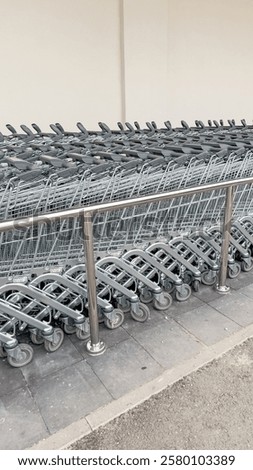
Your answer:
(98, 311), (105, 323)
(192, 280), (200, 292)
(201, 271), (217, 286)
(0, 345), (7, 358)
(7, 344), (34, 368)
(117, 301), (130, 313)
(44, 328), (64, 352)
(228, 263), (241, 279)
(153, 292), (172, 311)
(104, 309), (124, 329)
(183, 270), (193, 285)
(76, 328), (90, 340)
(131, 303), (149, 322)
(139, 291), (153, 304)
(163, 278), (174, 294)
(30, 331), (44, 345)
(175, 284), (191, 302)
(63, 323), (76, 335)
(241, 258), (253, 272)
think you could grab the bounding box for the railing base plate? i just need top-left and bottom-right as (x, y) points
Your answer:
(86, 340), (106, 356)
(215, 285), (231, 294)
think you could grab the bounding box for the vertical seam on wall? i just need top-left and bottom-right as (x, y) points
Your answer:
(119, 0), (126, 123)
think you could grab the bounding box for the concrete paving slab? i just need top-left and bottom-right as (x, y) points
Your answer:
(29, 361), (112, 434)
(86, 337), (163, 399)
(129, 317), (204, 368)
(237, 283), (253, 300)
(0, 358), (27, 398)
(121, 296), (204, 337)
(29, 418), (92, 450)
(0, 387), (47, 450)
(69, 325), (130, 357)
(121, 307), (167, 335)
(173, 304), (241, 345)
(192, 284), (223, 303)
(21, 336), (83, 383)
(30, 323), (253, 450)
(2, 276), (253, 451)
(209, 291), (253, 326)
(164, 294), (205, 316)
(227, 269), (253, 290)
(71, 338), (253, 450)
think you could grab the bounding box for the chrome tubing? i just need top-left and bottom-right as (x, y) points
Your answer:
(0, 177), (252, 354)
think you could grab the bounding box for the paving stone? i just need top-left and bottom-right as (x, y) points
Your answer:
(0, 387), (48, 450)
(165, 294), (204, 316)
(122, 306), (166, 335)
(21, 335), (83, 383)
(227, 270), (253, 290)
(86, 338), (163, 399)
(2, 280), (253, 450)
(193, 284), (224, 303)
(129, 317), (204, 369)
(122, 296), (204, 336)
(173, 304), (240, 345)
(0, 359), (27, 398)
(209, 292), (253, 326)
(238, 284), (253, 300)
(69, 325), (130, 357)
(29, 361), (112, 434)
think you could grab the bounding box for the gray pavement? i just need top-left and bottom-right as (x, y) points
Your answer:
(1, 269), (253, 450)
(71, 337), (253, 450)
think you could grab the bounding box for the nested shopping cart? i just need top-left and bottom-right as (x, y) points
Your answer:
(1, 119), (253, 366)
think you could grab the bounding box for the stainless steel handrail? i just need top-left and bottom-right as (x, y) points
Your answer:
(0, 175), (253, 355)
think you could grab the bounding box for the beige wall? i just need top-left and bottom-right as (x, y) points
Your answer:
(166, 0), (253, 126)
(0, 0), (122, 131)
(0, 0), (252, 131)
(123, 0), (169, 125)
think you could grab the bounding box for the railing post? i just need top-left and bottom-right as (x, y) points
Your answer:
(82, 212), (106, 355)
(216, 185), (234, 294)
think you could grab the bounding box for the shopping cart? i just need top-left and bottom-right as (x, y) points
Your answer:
(1, 119), (253, 367)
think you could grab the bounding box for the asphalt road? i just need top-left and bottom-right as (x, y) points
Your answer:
(71, 338), (253, 450)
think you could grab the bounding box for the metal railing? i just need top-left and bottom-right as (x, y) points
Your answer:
(0, 176), (253, 355)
